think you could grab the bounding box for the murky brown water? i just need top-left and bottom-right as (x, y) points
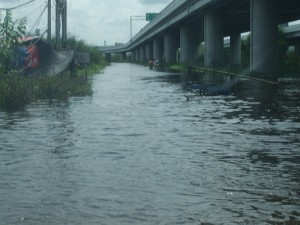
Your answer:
(0, 63), (299, 225)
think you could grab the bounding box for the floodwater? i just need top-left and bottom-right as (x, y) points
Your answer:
(0, 63), (299, 225)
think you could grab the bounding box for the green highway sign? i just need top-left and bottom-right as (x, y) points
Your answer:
(146, 13), (158, 21)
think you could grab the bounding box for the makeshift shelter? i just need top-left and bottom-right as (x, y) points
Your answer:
(16, 36), (74, 76)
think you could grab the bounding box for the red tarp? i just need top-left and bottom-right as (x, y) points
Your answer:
(16, 36), (73, 76)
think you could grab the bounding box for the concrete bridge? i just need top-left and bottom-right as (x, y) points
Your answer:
(99, 0), (300, 74)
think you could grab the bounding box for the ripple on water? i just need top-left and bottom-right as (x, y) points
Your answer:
(0, 63), (300, 225)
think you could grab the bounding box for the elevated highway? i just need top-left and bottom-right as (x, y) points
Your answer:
(99, 0), (300, 73)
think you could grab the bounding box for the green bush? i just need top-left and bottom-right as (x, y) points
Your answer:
(0, 10), (27, 75)
(0, 75), (33, 110)
(282, 52), (300, 75)
(0, 75), (92, 111)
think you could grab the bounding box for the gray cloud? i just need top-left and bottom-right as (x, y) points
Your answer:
(0, 0), (173, 45)
(138, 0), (171, 4)
(0, 0), (33, 9)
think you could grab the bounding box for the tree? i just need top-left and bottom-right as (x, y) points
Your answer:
(0, 10), (27, 75)
(65, 34), (105, 65)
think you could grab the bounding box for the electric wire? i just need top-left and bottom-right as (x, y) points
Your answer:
(13, 0), (41, 11)
(1, 0), (64, 41)
(12, 0), (49, 38)
(19, 1), (47, 21)
(28, 3), (47, 35)
(0, 0), (36, 11)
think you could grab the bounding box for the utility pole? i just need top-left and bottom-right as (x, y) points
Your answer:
(55, 0), (61, 49)
(61, 0), (67, 48)
(130, 16), (145, 42)
(5, 9), (9, 74)
(47, 0), (51, 42)
(55, 0), (67, 49)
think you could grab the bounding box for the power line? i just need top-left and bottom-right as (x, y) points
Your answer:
(0, 0), (36, 11)
(28, 3), (47, 34)
(21, 1), (47, 20)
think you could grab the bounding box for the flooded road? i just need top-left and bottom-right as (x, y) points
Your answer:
(0, 63), (299, 225)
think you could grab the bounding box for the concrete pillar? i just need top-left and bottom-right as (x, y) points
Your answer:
(250, 0), (279, 73)
(164, 32), (177, 64)
(135, 49), (140, 62)
(230, 33), (241, 68)
(121, 52), (126, 61)
(145, 42), (153, 61)
(180, 25), (198, 64)
(105, 53), (111, 62)
(204, 11), (224, 67)
(130, 51), (134, 62)
(139, 45), (146, 63)
(153, 37), (164, 62)
(295, 42), (300, 57)
(132, 51), (135, 62)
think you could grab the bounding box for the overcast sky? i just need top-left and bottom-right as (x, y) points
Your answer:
(0, 0), (173, 46)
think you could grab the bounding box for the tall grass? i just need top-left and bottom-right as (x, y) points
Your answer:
(0, 75), (33, 110)
(0, 75), (92, 111)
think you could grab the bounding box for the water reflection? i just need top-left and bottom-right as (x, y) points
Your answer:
(137, 67), (300, 224)
(248, 150), (279, 165)
(44, 102), (75, 157)
(0, 63), (299, 225)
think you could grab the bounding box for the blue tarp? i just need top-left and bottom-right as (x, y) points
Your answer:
(15, 37), (74, 76)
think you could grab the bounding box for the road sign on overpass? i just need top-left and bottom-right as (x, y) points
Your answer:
(146, 13), (158, 21)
